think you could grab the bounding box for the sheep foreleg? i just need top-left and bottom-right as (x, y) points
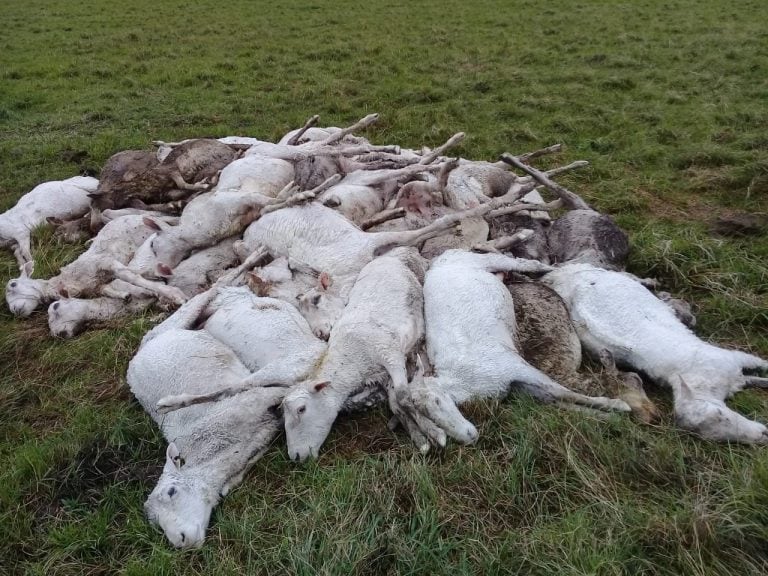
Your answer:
(419, 132), (465, 165)
(286, 114), (320, 145)
(111, 263), (187, 306)
(170, 171), (212, 192)
(156, 364), (294, 414)
(262, 174), (342, 214)
(323, 113), (379, 145)
(471, 229), (534, 253)
(499, 153), (591, 210)
(746, 376), (768, 388)
(361, 208), (406, 231)
(487, 199), (563, 219)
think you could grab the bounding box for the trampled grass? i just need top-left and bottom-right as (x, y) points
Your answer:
(1, 0), (767, 573)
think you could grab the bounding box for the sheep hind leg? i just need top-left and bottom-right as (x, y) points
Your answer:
(110, 263), (187, 306)
(512, 363), (631, 413)
(371, 203), (494, 256)
(745, 376), (768, 388)
(170, 171), (211, 192)
(156, 363), (297, 414)
(12, 238), (32, 269)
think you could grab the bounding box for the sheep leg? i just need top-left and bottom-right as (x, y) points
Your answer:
(273, 180), (298, 202)
(12, 237), (33, 268)
(745, 376), (768, 388)
(318, 144), (401, 157)
(419, 132), (465, 164)
(361, 208), (406, 231)
(353, 163), (441, 187)
(472, 252), (553, 275)
(472, 229), (534, 253)
(170, 171), (211, 192)
(512, 363), (631, 413)
(487, 199), (563, 219)
(110, 263), (187, 306)
(372, 202), (496, 255)
(141, 249), (268, 344)
(499, 153), (591, 210)
(286, 115), (320, 146)
(518, 143), (563, 163)
(156, 364), (296, 414)
(261, 174), (342, 215)
(323, 113), (379, 145)
(383, 362), (444, 452)
(100, 284), (134, 301)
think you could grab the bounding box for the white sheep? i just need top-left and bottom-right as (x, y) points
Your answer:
(241, 200), (493, 299)
(128, 327), (286, 548)
(280, 247), (439, 461)
(0, 176), (97, 269)
(5, 215), (184, 317)
(542, 262), (768, 443)
(397, 250), (631, 445)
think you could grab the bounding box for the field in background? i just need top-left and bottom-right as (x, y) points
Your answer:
(1, 0), (767, 574)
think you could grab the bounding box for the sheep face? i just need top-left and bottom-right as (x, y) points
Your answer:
(47, 299), (88, 338)
(409, 376), (479, 444)
(283, 382), (337, 461)
(5, 277), (44, 317)
(296, 288), (344, 341)
(144, 444), (213, 549)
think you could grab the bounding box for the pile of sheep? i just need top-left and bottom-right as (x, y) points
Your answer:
(3, 113), (767, 548)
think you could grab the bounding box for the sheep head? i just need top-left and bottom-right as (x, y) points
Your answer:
(282, 381), (338, 462)
(47, 299), (90, 338)
(144, 443), (214, 549)
(296, 272), (344, 341)
(5, 263), (46, 317)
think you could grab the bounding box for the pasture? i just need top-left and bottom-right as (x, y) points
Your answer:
(1, 0), (767, 573)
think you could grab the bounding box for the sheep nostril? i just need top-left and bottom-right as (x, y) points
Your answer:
(180, 532), (185, 543)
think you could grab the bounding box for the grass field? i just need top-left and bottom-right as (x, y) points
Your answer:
(1, 0), (767, 573)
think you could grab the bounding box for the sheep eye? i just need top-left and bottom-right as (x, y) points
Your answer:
(311, 294), (322, 306)
(53, 302), (60, 310)
(168, 487), (177, 497)
(10, 282), (16, 288)
(297, 406), (307, 415)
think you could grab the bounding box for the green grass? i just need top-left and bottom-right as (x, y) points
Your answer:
(1, 0), (767, 573)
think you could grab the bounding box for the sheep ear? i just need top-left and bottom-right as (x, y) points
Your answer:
(677, 377), (694, 401)
(247, 273), (269, 296)
(166, 443), (182, 470)
(143, 217), (162, 232)
(21, 261), (34, 278)
(312, 381), (330, 393)
(58, 288), (70, 298)
(156, 263), (173, 277)
(318, 272), (331, 291)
